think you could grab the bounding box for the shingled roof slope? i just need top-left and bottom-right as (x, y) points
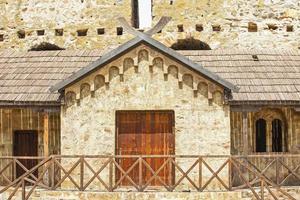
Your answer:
(0, 49), (299, 105)
(0, 50), (103, 105)
(181, 49), (300, 104)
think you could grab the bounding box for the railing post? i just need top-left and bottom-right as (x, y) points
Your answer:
(50, 156), (55, 189)
(276, 156), (279, 185)
(261, 179), (264, 200)
(139, 156), (142, 191)
(198, 156), (202, 191)
(228, 157), (232, 191)
(80, 156), (84, 191)
(13, 158), (16, 181)
(22, 178), (25, 200)
(109, 157), (113, 192)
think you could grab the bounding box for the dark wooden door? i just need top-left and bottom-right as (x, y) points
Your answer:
(13, 131), (38, 179)
(116, 110), (175, 186)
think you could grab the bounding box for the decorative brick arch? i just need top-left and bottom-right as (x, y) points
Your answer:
(65, 91), (76, 106)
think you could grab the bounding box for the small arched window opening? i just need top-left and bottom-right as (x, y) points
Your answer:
(170, 37), (211, 50)
(272, 119), (283, 152)
(29, 42), (65, 51)
(256, 119), (267, 152)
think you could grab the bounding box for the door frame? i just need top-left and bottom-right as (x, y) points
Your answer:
(115, 110), (175, 156)
(13, 130), (39, 180)
(13, 130), (39, 156)
(114, 110), (175, 186)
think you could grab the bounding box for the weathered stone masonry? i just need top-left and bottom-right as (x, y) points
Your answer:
(60, 44), (231, 189)
(0, 0), (299, 50)
(61, 44), (230, 156)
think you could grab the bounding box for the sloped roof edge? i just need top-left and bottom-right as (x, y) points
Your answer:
(51, 35), (238, 92)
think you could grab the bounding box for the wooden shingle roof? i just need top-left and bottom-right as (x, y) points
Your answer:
(0, 50), (103, 105)
(181, 49), (300, 104)
(0, 49), (299, 105)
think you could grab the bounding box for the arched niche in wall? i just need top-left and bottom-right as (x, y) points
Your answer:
(138, 49), (149, 62)
(109, 66), (120, 81)
(123, 58), (134, 73)
(197, 82), (208, 98)
(152, 57), (163, 72)
(80, 83), (91, 99)
(182, 74), (193, 88)
(212, 90), (223, 105)
(94, 75), (105, 90)
(168, 65), (178, 79)
(65, 91), (76, 107)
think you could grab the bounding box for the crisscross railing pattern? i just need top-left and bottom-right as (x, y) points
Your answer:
(0, 154), (299, 200)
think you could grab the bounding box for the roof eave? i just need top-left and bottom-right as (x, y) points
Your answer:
(228, 100), (300, 106)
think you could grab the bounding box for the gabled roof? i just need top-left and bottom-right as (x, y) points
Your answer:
(50, 34), (238, 92)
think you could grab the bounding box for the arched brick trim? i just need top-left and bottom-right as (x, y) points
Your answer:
(80, 83), (91, 99)
(182, 74), (193, 88)
(123, 58), (134, 72)
(65, 91), (76, 106)
(212, 90), (223, 105)
(152, 57), (163, 71)
(198, 82), (208, 98)
(94, 75), (105, 90)
(168, 65), (178, 79)
(109, 66), (120, 81)
(138, 49), (149, 62)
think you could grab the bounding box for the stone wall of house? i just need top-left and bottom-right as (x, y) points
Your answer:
(60, 44), (230, 190)
(0, 0), (299, 51)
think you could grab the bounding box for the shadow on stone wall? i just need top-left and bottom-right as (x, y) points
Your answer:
(171, 37), (211, 50)
(29, 42), (65, 51)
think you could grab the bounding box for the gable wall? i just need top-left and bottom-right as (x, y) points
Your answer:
(61, 44), (230, 157)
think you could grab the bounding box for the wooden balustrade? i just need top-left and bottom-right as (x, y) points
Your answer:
(0, 154), (299, 200)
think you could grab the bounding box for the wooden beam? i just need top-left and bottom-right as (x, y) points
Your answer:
(242, 112), (249, 155)
(294, 107), (300, 112)
(43, 112), (49, 157)
(231, 105), (261, 112)
(118, 16), (171, 37)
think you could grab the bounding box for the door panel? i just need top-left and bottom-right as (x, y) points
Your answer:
(116, 111), (175, 186)
(13, 131), (38, 180)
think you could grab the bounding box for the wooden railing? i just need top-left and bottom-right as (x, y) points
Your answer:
(0, 155), (299, 200)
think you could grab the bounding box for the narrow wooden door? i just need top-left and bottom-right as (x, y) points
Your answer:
(116, 110), (175, 186)
(13, 131), (38, 179)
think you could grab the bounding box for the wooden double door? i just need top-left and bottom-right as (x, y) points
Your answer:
(116, 110), (175, 186)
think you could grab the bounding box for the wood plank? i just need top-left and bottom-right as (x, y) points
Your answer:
(242, 112), (249, 155)
(43, 112), (49, 157)
(116, 110), (174, 186)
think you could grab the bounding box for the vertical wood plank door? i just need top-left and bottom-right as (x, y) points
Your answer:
(13, 131), (38, 180)
(116, 110), (175, 186)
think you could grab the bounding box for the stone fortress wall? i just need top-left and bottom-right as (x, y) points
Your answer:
(0, 0), (299, 51)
